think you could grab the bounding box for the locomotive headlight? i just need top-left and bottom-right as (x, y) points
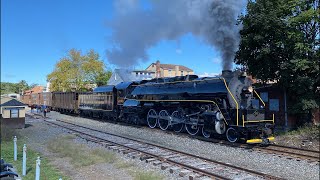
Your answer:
(242, 86), (253, 94)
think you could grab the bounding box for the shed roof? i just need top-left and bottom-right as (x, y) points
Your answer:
(0, 97), (26, 107)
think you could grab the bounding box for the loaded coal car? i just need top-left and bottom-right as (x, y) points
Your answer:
(39, 92), (52, 111)
(31, 93), (39, 108)
(52, 92), (79, 114)
(78, 86), (117, 120)
(20, 94), (32, 107)
(123, 70), (275, 143)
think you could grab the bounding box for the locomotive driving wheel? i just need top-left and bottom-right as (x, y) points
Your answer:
(201, 126), (211, 138)
(185, 118), (200, 136)
(158, 110), (170, 130)
(226, 127), (239, 143)
(147, 109), (158, 128)
(171, 110), (184, 133)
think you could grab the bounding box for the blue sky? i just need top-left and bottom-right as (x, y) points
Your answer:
(1, 0), (232, 85)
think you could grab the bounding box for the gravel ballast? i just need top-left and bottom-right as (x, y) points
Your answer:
(18, 115), (182, 180)
(45, 111), (320, 180)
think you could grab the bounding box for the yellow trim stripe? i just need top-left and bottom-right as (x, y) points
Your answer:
(273, 114), (275, 124)
(244, 120), (274, 123)
(253, 90), (266, 107)
(242, 114), (245, 127)
(222, 78), (239, 126)
(246, 137), (275, 144)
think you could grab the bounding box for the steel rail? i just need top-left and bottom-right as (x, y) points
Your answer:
(51, 119), (283, 180)
(270, 144), (320, 154)
(27, 112), (319, 163)
(45, 120), (230, 180)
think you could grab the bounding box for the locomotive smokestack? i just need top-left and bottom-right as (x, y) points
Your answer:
(222, 70), (233, 79)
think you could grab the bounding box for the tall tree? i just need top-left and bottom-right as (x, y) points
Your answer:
(15, 80), (29, 94)
(235, 0), (319, 120)
(47, 49), (111, 92)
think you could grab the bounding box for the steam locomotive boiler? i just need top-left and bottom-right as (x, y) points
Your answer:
(123, 70), (275, 143)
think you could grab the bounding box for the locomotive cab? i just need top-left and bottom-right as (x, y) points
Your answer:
(224, 70), (274, 144)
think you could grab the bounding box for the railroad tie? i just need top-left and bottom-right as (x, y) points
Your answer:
(145, 158), (157, 163)
(161, 163), (171, 170)
(188, 173), (203, 180)
(169, 166), (181, 173)
(139, 155), (153, 161)
(127, 152), (141, 159)
(121, 149), (132, 154)
(152, 160), (162, 166)
(179, 169), (192, 177)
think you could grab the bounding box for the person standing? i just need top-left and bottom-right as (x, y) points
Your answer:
(43, 108), (47, 118)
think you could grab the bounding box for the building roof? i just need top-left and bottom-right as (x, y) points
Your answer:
(132, 70), (155, 73)
(148, 63), (193, 71)
(24, 86), (44, 95)
(108, 69), (153, 85)
(0, 97), (26, 107)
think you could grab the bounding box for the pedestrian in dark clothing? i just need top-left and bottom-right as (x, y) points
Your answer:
(43, 108), (47, 118)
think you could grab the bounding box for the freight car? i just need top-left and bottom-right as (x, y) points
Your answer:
(78, 85), (117, 119)
(52, 92), (79, 113)
(22, 70), (275, 144)
(39, 92), (52, 110)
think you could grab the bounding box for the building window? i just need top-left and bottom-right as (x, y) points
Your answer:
(136, 72), (138, 76)
(168, 70), (172, 77)
(260, 92), (268, 102)
(269, 99), (279, 111)
(251, 99), (259, 109)
(11, 109), (19, 118)
(181, 71), (184, 76)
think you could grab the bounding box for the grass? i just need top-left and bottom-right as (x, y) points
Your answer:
(1, 128), (164, 179)
(1, 128), (68, 180)
(133, 171), (164, 180)
(275, 124), (320, 150)
(115, 160), (164, 180)
(47, 135), (116, 167)
(115, 161), (135, 169)
(276, 124), (319, 140)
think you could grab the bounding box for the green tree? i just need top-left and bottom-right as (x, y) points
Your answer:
(95, 71), (112, 86)
(0, 81), (30, 95)
(47, 49), (111, 92)
(235, 0), (319, 121)
(15, 80), (29, 94)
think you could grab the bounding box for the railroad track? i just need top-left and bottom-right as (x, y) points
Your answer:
(255, 144), (320, 163)
(192, 137), (320, 164)
(26, 112), (319, 164)
(44, 119), (282, 180)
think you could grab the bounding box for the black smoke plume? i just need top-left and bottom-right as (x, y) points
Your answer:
(107, 0), (245, 70)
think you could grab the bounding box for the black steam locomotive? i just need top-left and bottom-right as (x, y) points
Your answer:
(23, 70), (275, 144)
(120, 70), (274, 143)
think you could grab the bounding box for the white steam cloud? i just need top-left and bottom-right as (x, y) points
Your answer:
(107, 0), (245, 70)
